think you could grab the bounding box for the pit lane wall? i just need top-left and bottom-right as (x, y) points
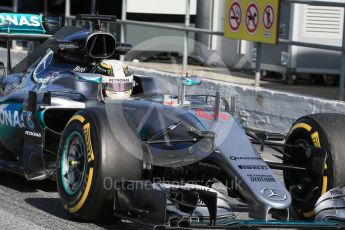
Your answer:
(130, 66), (345, 134)
(4, 48), (345, 134)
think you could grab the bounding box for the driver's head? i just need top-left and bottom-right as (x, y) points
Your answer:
(93, 60), (133, 99)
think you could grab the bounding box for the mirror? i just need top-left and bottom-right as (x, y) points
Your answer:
(0, 62), (6, 78)
(181, 76), (202, 86)
(42, 15), (63, 35)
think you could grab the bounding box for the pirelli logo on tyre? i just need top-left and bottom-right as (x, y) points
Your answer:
(83, 122), (95, 163)
(311, 131), (321, 148)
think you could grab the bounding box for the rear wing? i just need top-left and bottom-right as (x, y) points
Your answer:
(0, 13), (62, 71)
(0, 13), (62, 40)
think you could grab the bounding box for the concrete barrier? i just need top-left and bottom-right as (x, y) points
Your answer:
(5, 48), (345, 134)
(130, 66), (345, 134)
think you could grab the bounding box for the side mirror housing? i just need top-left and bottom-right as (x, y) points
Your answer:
(178, 75), (202, 105)
(73, 72), (102, 83)
(181, 76), (202, 86)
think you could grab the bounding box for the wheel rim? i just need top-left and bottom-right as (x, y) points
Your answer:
(60, 131), (87, 195)
(285, 138), (327, 217)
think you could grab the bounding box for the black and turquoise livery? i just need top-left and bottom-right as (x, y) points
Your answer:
(0, 13), (344, 229)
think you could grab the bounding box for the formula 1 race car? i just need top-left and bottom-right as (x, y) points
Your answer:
(0, 13), (345, 229)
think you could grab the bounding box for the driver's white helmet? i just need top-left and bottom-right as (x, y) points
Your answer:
(93, 59), (133, 99)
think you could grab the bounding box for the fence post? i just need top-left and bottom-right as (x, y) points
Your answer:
(12, 0), (18, 50)
(120, 0), (127, 62)
(183, 0), (191, 74)
(255, 42), (262, 88)
(340, 15), (345, 100)
(65, 0), (71, 26)
(91, 0), (96, 14)
(43, 0), (48, 14)
(12, 0), (18, 12)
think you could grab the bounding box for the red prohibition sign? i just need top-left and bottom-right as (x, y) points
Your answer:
(229, 1), (241, 32)
(263, 5), (274, 30)
(245, 3), (259, 34)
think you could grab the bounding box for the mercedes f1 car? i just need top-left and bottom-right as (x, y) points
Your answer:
(0, 13), (345, 229)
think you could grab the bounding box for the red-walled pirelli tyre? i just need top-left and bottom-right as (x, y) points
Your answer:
(284, 113), (345, 219)
(56, 110), (142, 221)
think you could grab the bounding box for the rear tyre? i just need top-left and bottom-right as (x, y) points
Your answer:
(57, 111), (142, 221)
(284, 114), (345, 219)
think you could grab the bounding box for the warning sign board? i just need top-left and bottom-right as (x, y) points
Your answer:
(224, 0), (280, 44)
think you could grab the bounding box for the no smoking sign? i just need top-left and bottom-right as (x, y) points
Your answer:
(229, 1), (241, 32)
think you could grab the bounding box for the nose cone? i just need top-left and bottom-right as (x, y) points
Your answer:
(259, 187), (292, 210)
(209, 118), (291, 213)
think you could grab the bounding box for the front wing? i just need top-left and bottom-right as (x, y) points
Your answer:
(112, 181), (345, 229)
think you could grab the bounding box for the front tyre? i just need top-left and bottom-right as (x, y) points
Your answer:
(284, 114), (345, 219)
(57, 111), (142, 221)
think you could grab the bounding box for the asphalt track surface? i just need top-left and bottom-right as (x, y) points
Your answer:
(0, 146), (282, 230)
(0, 172), (129, 230)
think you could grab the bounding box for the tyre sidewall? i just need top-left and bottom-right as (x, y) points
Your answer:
(57, 109), (143, 221)
(284, 117), (333, 218)
(57, 112), (103, 220)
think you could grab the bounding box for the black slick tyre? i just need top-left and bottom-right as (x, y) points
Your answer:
(284, 113), (345, 219)
(56, 110), (142, 221)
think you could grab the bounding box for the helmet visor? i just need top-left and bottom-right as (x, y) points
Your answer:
(104, 82), (132, 92)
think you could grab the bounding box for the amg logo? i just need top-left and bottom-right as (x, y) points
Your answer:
(247, 174), (276, 183)
(238, 165), (268, 170)
(25, 131), (41, 138)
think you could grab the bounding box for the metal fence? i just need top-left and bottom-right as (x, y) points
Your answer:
(278, 0), (345, 100)
(4, 0), (345, 100)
